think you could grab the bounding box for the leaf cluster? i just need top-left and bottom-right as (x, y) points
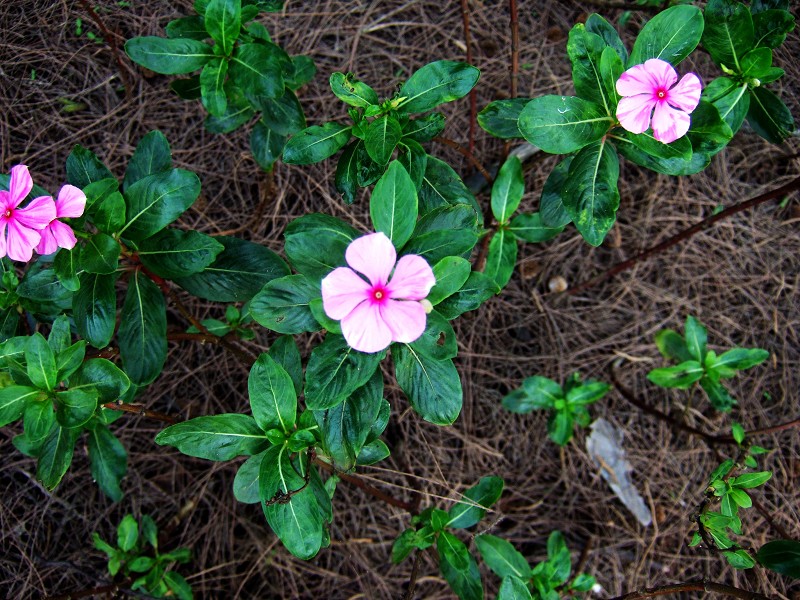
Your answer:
(93, 514), (192, 599)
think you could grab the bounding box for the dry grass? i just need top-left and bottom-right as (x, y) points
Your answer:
(1, 0), (799, 598)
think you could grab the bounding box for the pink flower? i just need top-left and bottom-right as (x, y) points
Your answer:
(321, 232), (436, 354)
(0, 165), (56, 262)
(615, 58), (702, 144)
(36, 184), (86, 255)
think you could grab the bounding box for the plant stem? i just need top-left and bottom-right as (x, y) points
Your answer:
(44, 581), (129, 600)
(432, 136), (493, 184)
(76, 0), (132, 97)
(609, 580), (772, 600)
(102, 401), (179, 424)
(403, 550), (424, 600)
(567, 176), (800, 296)
(509, 0), (519, 99)
(314, 459), (416, 513)
(461, 0), (477, 156)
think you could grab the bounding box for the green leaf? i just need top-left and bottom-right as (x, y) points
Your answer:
(56, 388), (98, 429)
(732, 422), (746, 444)
(747, 86), (794, 144)
(334, 141), (360, 204)
(81, 233), (120, 275)
(53, 247), (80, 292)
(539, 156), (573, 228)
(66, 145), (113, 190)
(503, 376), (562, 413)
(123, 131), (172, 190)
(205, 0), (241, 55)
(477, 98), (527, 139)
(702, 0), (754, 72)
(365, 115), (402, 165)
(392, 529), (422, 564)
(175, 236), (290, 302)
(314, 370), (383, 471)
(17, 266), (73, 304)
(753, 9), (795, 49)
(200, 58), (229, 117)
(402, 112), (447, 142)
(475, 534), (529, 579)
(26, 333), (57, 391)
(204, 87), (254, 133)
(233, 450), (264, 504)
(0, 385), (38, 427)
(120, 169), (201, 241)
(87, 422), (127, 502)
(757, 540), (800, 578)
(73, 273), (116, 349)
(398, 60), (480, 114)
(356, 438), (390, 465)
(402, 229), (477, 265)
(655, 328), (693, 363)
(428, 256), (471, 305)
(700, 376), (737, 411)
(329, 72), (379, 108)
(614, 130), (692, 161)
(599, 46), (624, 110)
(283, 214), (359, 280)
(171, 76), (202, 100)
(138, 229), (224, 279)
(447, 477), (503, 529)
(125, 37), (215, 74)
(370, 160), (418, 247)
(437, 535), (483, 600)
(724, 549), (756, 569)
(684, 316), (708, 362)
(418, 156), (480, 215)
(705, 78), (750, 133)
(250, 120), (286, 171)
(408, 311), (457, 361)
(508, 212), (563, 243)
(566, 381), (610, 405)
(93, 191), (126, 234)
(268, 335), (303, 396)
(248, 353), (297, 434)
(23, 398), (54, 452)
(304, 334), (384, 411)
(498, 576), (533, 600)
(397, 139), (428, 190)
(118, 271), (167, 386)
(562, 139), (620, 247)
(629, 5), (704, 67)
(156, 414), (268, 460)
(37, 423), (79, 490)
(519, 96), (612, 155)
(484, 229), (517, 289)
(547, 531), (572, 583)
(283, 123), (352, 164)
(647, 360), (704, 388)
(586, 13), (628, 63)
(250, 274), (320, 334)
(548, 409), (574, 445)
(392, 344), (462, 425)
(740, 47), (772, 79)
(229, 43), (285, 100)
(436, 271), (499, 320)
(72, 359), (131, 403)
(568, 24), (612, 112)
(729, 488), (752, 508)
(165, 15), (209, 40)
(491, 156), (524, 224)
(732, 471), (772, 489)
(260, 446), (324, 559)
(710, 348), (769, 373)
(117, 514), (139, 552)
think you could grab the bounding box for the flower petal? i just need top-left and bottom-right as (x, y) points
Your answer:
(341, 300), (393, 353)
(380, 299), (427, 344)
(8, 165), (33, 208)
(616, 94), (657, 134)
(651, 102), (691, 144)
(55, 184), (87, 218)
(668, 72), (702, 112)
(14, 196), (56, 230)
(321, 266), (371, 320)
(387, 255), (436, 301)
(50, 220), (78, 250)
(36, 225), (59, 256)
(0, 223), (7, 258)
(616, 63), (658, 97)
(345, 232), (396, 286)
(6, 220), (40, 262)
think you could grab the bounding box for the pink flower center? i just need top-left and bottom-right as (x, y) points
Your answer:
(3, 208), (12, 220)
(370, 285), (388, 305)
(656, 88), (667, 100)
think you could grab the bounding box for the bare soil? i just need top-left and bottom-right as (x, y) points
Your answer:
(1, 1), (799, 599)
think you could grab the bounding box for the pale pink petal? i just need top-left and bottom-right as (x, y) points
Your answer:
(0, 223), (7, 258)
(14, 196), (56, 230)
(341, 301), (393, 353)
(616, 63), (658, 97)
(381, 299), (427, 344)
(387, 255), (435, 301)
(55, 184), (86, 218)
(651, 102), (691, 143)
(345, 232), (396, 286)
(616, 94), (657, 134)
(6, 221), (40, 262)
(36, 224), (59, 255)
(8, 165), (33, 208)
(668, 72), (702, 112)
(50, 220), (77, 250)
(0, 190), (12, 212)
(642, 58), (678, 90)
(321, 266), (371, 320)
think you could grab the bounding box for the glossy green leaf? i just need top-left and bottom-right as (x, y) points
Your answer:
(710, 348), (769, 372)
(200, 58), (229, 117)
(398, 60), (480, 114)
(428, 256), (471, 305)
(175, 236), (290, 302)
(484, 229), (517, 290)
(370, 160), (418, 247)
(93, 191), (126, 234)
(329, 72), (379, 108)
(700, 376), (737, 411)
(165, 16), (208, 40)
(539, 156), (573, 228)
(408, 311), (457, 361)
(402, 112), (447, 142)
(73, 273), (116, 349)
(448, 476), (503, 528)
(66, 145), (113, 190)
(747, 86), (794, 144)
(397, 139), (428, 190)
(118, 271), (167, 386)
(731, 471), (772, 489)
(283, 122), (352, 165)
(702, 0), (753, 71)
(250, 120), (286, 171)
(22, 398), (54, 448)
(757, 540), (800, 578)
(37, 423), (79, 490)
(26, 333), (57, 391)
(334, 141), (360, 204)
(268, 335), (303, 396)
(365, 115), (402, 165)
(283, 214), (359, 280)
(518, 96), (612, 155)
(204, 88), (254, 133)
(629, 5), (704, 67)
(138, 229), (224, 279)
(502, 376), (562, 413)
(0, 385), (38, 427)
(475, 534), (529, 579)
(229, 43), (284, 100)
(753, 9), (795, 49)
(436, 271), (499, 320)
(438, 534), (483, 600)
(53, 247), (80, 292)
(392, 344), (462, 425)
(233, 450), (264, 504)
(508, 212), (563, 243)
(120, 169), (201, 241)
(568, 24), (612, 112)
(156, 414), (268, 460)
(647, 360), (704, 388)
(491, 156), (524, 224)
(477, 98), (527, 139)
(250, 274), (320, 334)
(418, 156), (480, 215)
(125, 37), (215, 74)
(81, 233), (119, 275)
(205, 0), (241, 55)
(123, 131), (172, 190)
(498, 576), (533, 600)
(685, 316), (708, 361)
(257, 89), (306, 136)
(87, 422), (127, 502)
(586, 13), (628, 63)
(55, 388), (98, 429)
(656, 330), (693, 363)
(248, 353), (297, 433)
